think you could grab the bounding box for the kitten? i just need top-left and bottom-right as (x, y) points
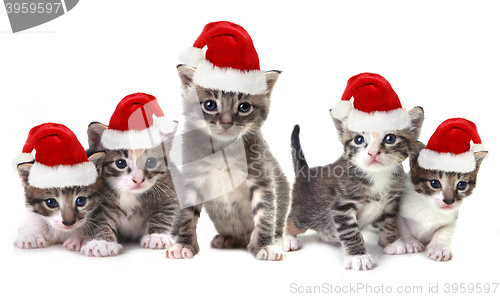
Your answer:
(81, 122), (196, 257)
(385, 141), (487, 261)
(14, 152), (106, 250)
(173, 65), (290, 260)
(284, 107), (424, 270)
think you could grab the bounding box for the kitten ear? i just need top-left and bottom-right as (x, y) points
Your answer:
(17, 163), (33, 188)
(408, 106), (425, 140)
(474, 151), (488, 169)
(332, 117), (346, 141)
(88, 152), (106, 176)
(410, 140), (426, 169)
(161, 120), (179, 153)
(87, 122), (107, 153)
(265, 70), (281, 95)
(177, 64), (196, 89)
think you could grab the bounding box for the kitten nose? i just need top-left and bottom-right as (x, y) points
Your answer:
(221, 124), (233, 131)
(220, 112), (234, 127)
(368, 147), (380, 157)
(62, 220), (76, 226)
(443, 198), (455, 205)
(132, 171), (145, 184)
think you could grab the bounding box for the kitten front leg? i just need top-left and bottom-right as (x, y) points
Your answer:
(332, 206), (375, 270)
(384, 216), (423, 255)
(14, 213), (49, 249)
(248, 188), (285, 261)
(426, 223), (456, 262)
(377, 199), (400, 249)
(141, 207), (177, 250)
(81, 218), (122, 257)
(164, 205), (201, 259)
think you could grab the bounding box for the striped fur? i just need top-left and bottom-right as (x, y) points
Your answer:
(285, 107), (424, 270)
(176, 65), (290, 260)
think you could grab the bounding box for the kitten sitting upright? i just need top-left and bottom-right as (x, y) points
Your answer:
(284, 73), (424, 270)
(172, 21), (290, 260)
(385, 118), (487, 261)
(13, 123), (105, 251)
(83, 93), (189, 257)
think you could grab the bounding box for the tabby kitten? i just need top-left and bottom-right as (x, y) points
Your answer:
(81, 122), (195, 257)
(173, 65), (290, 261)
(284, 107), (424, 270)
(385, 142), (487, 261)
(14, 152), (106, 250)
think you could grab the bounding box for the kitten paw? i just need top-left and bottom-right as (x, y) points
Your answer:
(427, 246), (453, 262)
(405, 240), (424, 254)
(383, 239), (406, 255)
(141, 233), (174, 249)
(344, 254), (377, 271)
(63, 235), (86, 251)
(254, 245), (286, 261)
(14, 234), (47, 249)
(283, 235), (302, 252)
(163, 243), (195, 259)
(81, 240), (122, 257)
(210, 235), (241, 249)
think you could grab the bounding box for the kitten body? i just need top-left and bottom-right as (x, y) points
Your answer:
(14, 152), (106, 251)
(82, 122), (194, 257)
(285, 107), (424, 270)
(386, 142), (487, 261)
(174, 65), (290, 260)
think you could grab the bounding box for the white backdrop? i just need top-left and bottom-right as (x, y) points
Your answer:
(1, 1), (499, 296)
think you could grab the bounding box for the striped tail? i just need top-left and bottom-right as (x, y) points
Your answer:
(291, 125), (308, 177)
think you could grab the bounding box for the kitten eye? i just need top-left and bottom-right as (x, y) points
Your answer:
(429, 180), (441, 189)
(238, 103), (251, 113)
(146, 158), (158, 169)
(354, 135), (364, 145)
(75, 196), (87, 207)
(457, 181), (468, 191)
(45, 198), (59, 208)
(203, 100), (217, 112)
(383, 134), (397, 144)
(115, 159), (127, 169)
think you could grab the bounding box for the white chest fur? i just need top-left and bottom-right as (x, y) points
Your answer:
(115, 192), (147, 240)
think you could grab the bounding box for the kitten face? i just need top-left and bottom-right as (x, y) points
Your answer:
(103, 147), (167, 194)
(17, 152), (105, 232)
(410, 145), (487, 211)
(177, 65), (280, 142)
(335, 106), (424, 173)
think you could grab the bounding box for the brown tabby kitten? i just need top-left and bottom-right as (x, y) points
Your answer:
(81, 122), (199, 257)
(285, 107), (424, 270)
(14, 152), (106, 250)
(172, 65), (290, 260)
(386, 141), (487, 261)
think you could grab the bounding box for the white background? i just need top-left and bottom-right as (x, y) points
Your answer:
(1, 1), (499, 296)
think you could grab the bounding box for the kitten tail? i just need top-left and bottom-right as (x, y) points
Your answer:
(291, 125), (308, 177)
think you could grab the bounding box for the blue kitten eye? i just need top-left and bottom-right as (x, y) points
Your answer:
(429, 180), (441, 189)
(146, 158), (157, 169)
(238, 103), (251, 113)
(354, 135), (364, 145)
(45, 198), (59, 208)
(115, 159), (127, 169)
(384, 134), (396, 144)
(203, 100), (217, 111)
(457, 181), (467, 191)
(75, 196), (87, 207)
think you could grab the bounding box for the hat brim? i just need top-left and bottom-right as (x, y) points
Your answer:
(28, 162), (97, 188)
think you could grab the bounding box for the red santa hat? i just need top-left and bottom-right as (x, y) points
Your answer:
(179, 21), (267, 95)
(12, 123), (98, 188)
(101, 93), (176, 150)
(330, 73), (411, 132)
(418, 118), (487, 173)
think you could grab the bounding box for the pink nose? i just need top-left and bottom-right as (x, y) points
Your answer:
(368, 146), (380, 157)
(132, 171), (145, 184)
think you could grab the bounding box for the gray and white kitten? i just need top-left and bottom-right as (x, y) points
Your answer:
(285, 107), (424, 270)
(385, 141), (487, 261)
(81, 122), (198, 257)
(14, 152), (106, 251)
(174, 65), (290, 260)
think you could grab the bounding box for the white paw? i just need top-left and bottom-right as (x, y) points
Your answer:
(383, 239), (406, 255)
(141, 233), (174, 249)
(63, 235), (86, 251)
(405, 240), (424, 254)
(163, 243), (194, 259)
(14, 234), (47, 249)
(255, 245), (286, 261)
(81, 240), (122, 257)
(344, 254), (377, 271)
(283, 235), (302, 252)
(427, 246), (453, 262)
